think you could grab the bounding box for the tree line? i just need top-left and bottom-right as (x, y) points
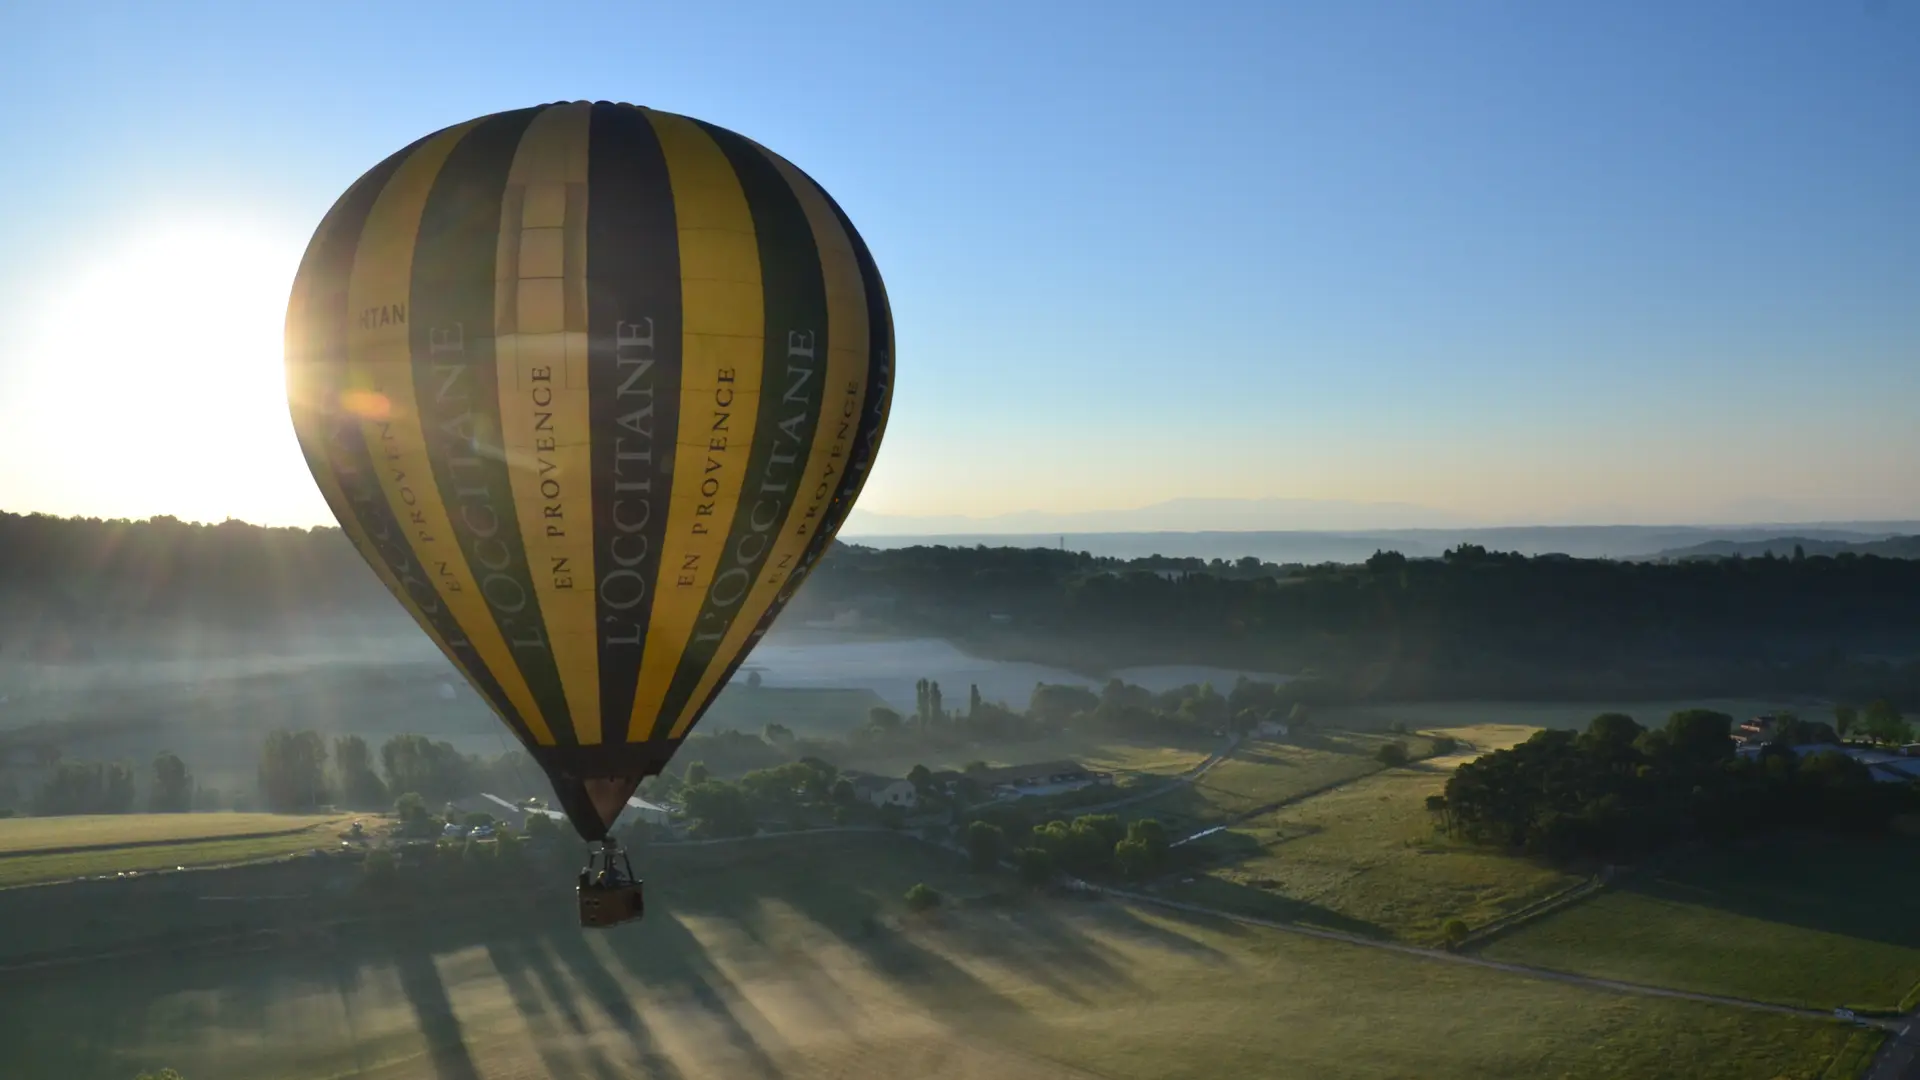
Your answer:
(663, 673), (1311, 788)
(10, 511), (1918, 708)
(963, 814), (1173, 883)
(0, 511), (389, 631)
(797, 542), (1920, 706)
(0, 750), (198, 817)
(256, 731), (532, 813)
(1438, 704), (1918, 861)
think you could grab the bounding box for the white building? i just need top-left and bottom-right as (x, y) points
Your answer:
(846, 772), (919, 808)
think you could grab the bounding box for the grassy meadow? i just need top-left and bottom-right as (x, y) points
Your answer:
(1156, 727), (1578, 943)
(0, 693), (1910, 1079)
(0, 813), (354, 888)
(837, 733), (1217, 783)
(0, 813), (347, 854)
(1478, 834), (1920, 1013)
(0, 833), (1865, 1080)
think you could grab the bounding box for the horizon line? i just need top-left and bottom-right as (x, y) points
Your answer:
(5, 505), (1918, 538)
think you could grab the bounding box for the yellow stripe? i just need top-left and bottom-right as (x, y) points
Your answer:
(286, 186), (486, 694)
(344, 121), (556, 746)
(493, 103), (603, 743)
(626, 110), (766, 741)
(668, 147), (871, 739)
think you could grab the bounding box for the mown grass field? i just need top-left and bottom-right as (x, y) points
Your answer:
(1479, 833), (1920, 1013)
(0, 813), (346, 854)
(0, 833), (1862, 1080)
(0, 813), (354, 888)
(843, 733), (1217, 783)
(1118, 730), (1438, 841)
(1157, 728), (1578, 943)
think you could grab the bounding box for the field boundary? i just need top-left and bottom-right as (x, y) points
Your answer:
(1091, 884), (1901, 1033)
(1456, 872), (1612, 948)
(0, 822), (338, 861)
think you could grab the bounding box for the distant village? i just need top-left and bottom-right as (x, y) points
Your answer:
(457, 759), (1118, 840)
(1732, 713), (1920, 783)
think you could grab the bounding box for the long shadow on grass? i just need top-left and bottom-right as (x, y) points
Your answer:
(657, 835), (1084, 1030)
(1066, 895), (1235, 963)
(483, 937), (609, 1080)
(574, 913), (783, 1079)
(1162, 872), (1390, 939)
(1227, 748), (1306, 767)
(392, 943), (482, 1080)
(320, 927), (378, 1076)
(1619, 835), (1920, 951)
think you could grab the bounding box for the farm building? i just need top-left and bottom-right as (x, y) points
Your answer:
(971, 760), (1114, 800)
(844, 772), (918, 809)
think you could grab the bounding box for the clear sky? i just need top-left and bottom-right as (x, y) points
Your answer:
(1, 0), (1915, 531)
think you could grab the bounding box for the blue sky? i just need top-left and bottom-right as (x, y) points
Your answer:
(1, 0), (1915, 529)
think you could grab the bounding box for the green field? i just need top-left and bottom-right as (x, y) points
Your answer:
(1479, 834), (1920, 1012)
(1159, 732), (1580, 943)
(840, 733), (1217, 782)
(0, 833), (1861, 1080)
(1118, 730), (1438, 841)
(0, 813), (347, 854)
(0, 813), (353, 888)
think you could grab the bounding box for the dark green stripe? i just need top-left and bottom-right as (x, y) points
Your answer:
(676, 159), (894, 737)
(585, 102), (683, 749)
(653, 120), (832, 734)
(408, 105), (579, 744)
(289, 130), (535, 747)
(815, 179), (894, 535)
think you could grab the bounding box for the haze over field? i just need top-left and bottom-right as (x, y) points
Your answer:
(4, 4), (1919, 1079)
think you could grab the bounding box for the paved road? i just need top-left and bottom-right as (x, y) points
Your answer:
(1867, 1014), (1920, 1080)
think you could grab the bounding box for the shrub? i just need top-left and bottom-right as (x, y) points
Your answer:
(1376, 742), (1410, 767)
(904, 883), (942, 912)
(495, 833), (524, 863)
(389, 791), (424, 822)
(966, 821), (1005, 873)
(1016, 846), (1055, 886)
(1443, 919), (1470, 947)
(522, 812), (558, 840)
(1114, 838), (1155, 878)
(1429, 735), (1459, 756)
(362, 848), (396, 888)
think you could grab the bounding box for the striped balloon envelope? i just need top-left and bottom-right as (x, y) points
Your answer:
(284, 101), (892, 840)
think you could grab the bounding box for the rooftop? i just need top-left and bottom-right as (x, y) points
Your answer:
(969, 760), (1101, 786)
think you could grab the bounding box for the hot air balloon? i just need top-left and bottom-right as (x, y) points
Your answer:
(284, 102), (892, 926)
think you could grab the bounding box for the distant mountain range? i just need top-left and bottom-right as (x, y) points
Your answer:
(839, 516), (1920, 564)
(844, 496), (1920, 539)
(843, 498), (1473, 535)
(1651, 534), (1920, 561)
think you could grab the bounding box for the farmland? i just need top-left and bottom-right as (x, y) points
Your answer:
(1477, 834), (1920, 1013)
(0, 812), (353, 888)
(0, 834), (1863, 1080)
(1158, 726), (1578, 943)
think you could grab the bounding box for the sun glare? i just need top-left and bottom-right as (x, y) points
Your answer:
(6, 219), (329, 526)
